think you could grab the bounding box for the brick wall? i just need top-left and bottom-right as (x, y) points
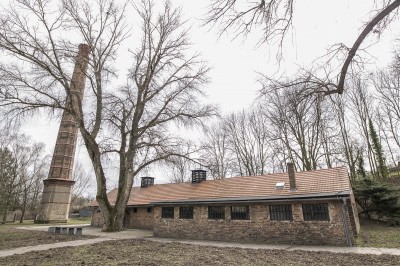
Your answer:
(91, 207), (104, 227)
(126, 207), (154, 230)
(91, 206), (154, 230)
(153, 200), (357, 246)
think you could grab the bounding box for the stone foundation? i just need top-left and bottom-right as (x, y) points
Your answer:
(35, 179), (74, 223)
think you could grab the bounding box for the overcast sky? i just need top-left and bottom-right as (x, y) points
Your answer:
(20, 0), (400, 192)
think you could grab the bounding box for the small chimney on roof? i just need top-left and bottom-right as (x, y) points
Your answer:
(141, 177), (155, 188)
(287, 162), (297, 191)
(191, 169), (206, 183)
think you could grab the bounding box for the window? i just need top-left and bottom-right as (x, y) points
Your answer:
(302, 203), (330, 221)
(133, 208), (137, 213)
(270, 204), (293, 221)
(147, 207), (152, 213)
(179, 207), (193, 219)
(208, 206), (225, 219)
(161, 207), (174, 219)
(231, 206), (250, 220)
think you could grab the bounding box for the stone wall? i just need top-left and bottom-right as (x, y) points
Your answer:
(36, 179), (74, 223)
(153, 200), (357, 246)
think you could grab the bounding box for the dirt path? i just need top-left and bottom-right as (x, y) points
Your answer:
(0, 238), (112, 257)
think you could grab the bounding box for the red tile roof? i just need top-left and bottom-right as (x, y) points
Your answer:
(93, 167), (351, 206)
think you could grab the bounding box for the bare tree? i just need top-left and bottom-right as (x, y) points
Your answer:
(374, 66), (400, 154)
(205, 0), (294, 47)
(13, 139), (48, 223)
(71, 162), (94, 207)
(206, 0), (400, 95)
(223, 108), (271, 176)
(347, 77), (378, 175)
(199, 121), (235, 179)
(329, 94), (359, 181)
(0, 126), (49, 223)
(164, 155), (193, 183)
(262, 83), (340, 171)
(0, 0), (216, 231)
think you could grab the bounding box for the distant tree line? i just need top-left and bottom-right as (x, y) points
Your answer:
(0, 126), (94, 223)
(0, 128), (48, 223)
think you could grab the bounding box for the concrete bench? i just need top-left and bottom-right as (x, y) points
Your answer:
(48, 226), (83, 235)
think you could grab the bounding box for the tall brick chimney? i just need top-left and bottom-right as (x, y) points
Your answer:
(36, 44), (90, 223)
(287, 162), (297, 191)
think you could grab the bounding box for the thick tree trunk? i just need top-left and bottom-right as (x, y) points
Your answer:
(95, 167), (134, 232)
(102, 208), (125, 231)
(98, 189), (131, 232)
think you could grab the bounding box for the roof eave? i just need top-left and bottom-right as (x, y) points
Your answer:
(150, 191), (351, 206)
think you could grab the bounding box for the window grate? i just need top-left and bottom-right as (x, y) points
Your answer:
(147, 207), (152, 213)
(231, 206), (250, 220)
(161, 207), (174, 219)
(270, 204), (293, 221)
(302, 203), (330, 221)
(208, 206), (225, 219)
(179, 206), (193, 219)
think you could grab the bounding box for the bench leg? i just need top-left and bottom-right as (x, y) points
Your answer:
(61, 228), (68, 234)
(48, 227), (55, 233)
(76, 228), (82, 235)
(55, 227), (61, 234)
(68, 228), (75, 235)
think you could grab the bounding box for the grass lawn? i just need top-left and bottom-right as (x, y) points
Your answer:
(356, 220), (400, 248)
(0, 221), (95, 251)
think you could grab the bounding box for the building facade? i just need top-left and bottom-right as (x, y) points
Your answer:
(91, 166), (360, 246)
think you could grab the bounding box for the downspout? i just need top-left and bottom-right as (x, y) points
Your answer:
(341, 198), (352, 247)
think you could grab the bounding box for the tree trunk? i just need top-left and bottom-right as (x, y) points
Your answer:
(102, 208), (125, 231)
(2, 207), (7, 223)
(19, 193), (27, 223)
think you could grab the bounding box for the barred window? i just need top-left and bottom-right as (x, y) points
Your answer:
(302, 203), (330, 221)
(147, 207), (152, 213)
(161, 207), (174, 219)
(133, 208), (137, 213)
(231, 206), (250, 220)
(208, 206), (225, 219)
(270, 204), (293, 221)
(179, 207), (193, 219)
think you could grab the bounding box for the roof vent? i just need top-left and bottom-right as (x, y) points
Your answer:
(141, 176), (155, 188)
(191, 169), (206, 183)
(276, 182), (285, 190)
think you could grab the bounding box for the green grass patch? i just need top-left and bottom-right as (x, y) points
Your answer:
(67, 216), (92, 224)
